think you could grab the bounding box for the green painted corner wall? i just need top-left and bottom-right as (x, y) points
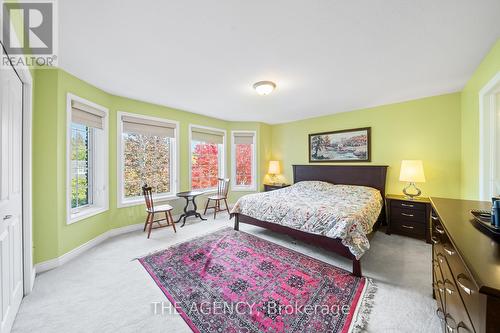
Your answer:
(460, 39), (500, 199)
(32, 70), (59, 261)
(271, 93), (462, 198)
(32, 68), (269, 263)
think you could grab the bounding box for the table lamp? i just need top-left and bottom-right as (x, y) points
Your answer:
(268, 161), (280, 185)
(399, 160), (426, 200)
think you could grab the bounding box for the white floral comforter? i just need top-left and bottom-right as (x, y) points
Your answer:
(231, 181), (383, 259)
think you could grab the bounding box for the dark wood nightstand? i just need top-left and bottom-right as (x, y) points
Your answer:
(264, 183), (290, 192)
(385, 194), (431, 243)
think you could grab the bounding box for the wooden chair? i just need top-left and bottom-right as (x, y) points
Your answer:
(142, 184), (176, 238)
(203, 178), (230, 219)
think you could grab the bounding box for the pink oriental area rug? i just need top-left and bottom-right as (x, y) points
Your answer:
(139, 228), (376, 333)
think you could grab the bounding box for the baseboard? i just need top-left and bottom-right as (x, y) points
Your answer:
(107, 222), (144, 237)
(34, 222), (144, 274)
(33, 209), (229, 275)
(30, 267), (36, 287)
(34, 257), (60, 273)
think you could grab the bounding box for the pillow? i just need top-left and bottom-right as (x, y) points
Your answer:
(291, 181), (334, 191)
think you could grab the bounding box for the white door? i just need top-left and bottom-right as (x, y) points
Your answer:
(0, 52), (24, 333)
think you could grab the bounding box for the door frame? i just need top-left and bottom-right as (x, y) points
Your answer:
(0, 21), (35, 294)
(479, 71), (500, 200)
(0, 5), (35, 308)
(1, 45), (35, 295)
(18, 63), (34, 295)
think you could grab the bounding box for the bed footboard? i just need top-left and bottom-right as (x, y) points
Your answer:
(233, 213), (363, 277)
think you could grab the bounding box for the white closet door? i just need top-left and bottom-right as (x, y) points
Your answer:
(0, 53), (24, 333)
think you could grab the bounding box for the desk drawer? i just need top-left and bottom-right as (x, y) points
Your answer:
(433, 261), (446, 312)
(440, 257), (475, 333)
(442, 241), (483, 331)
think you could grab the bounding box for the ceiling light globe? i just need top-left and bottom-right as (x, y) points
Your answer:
(253, 81), (276, 95)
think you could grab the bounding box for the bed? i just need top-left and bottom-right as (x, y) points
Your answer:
(231, 165), (388, 277)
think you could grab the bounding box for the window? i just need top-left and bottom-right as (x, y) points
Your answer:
(190, 125), (225, 190)
(71, 123), (93, 208)
(67, 95), (108, 224)
(231, 131), (257, 191)
(118, 113), (178, 206)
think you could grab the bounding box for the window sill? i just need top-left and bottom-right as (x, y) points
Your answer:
(191, 189), (218, 195)
(231, 186), (257, 192)
(68, 206), (108, 225)
(118, 193), (179, 208)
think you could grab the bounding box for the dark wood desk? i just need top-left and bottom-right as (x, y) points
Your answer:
(430, 197), (500, 333)
(176, 191), (206, 227)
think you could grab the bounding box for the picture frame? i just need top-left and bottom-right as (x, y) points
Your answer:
(308, 127), (371, 162)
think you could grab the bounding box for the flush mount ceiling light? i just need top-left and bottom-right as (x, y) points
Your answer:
(253, 81), (276, 95)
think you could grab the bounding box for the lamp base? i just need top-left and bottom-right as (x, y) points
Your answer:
(269, 174), (277, 185)
(403, 182), (421, 200)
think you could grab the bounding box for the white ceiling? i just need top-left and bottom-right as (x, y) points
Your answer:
(59, 0), (500, 124)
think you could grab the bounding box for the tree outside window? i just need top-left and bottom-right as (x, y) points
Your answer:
(191, 141), (220, 189)
(71, 123), (92, 209)
(235, 143), (253, 186)
(123, 133), (170, 197)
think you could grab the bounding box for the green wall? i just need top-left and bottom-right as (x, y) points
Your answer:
(460, 39), (500, 199)
(271, 93), (462, 198)
(33, 68), (270, 263)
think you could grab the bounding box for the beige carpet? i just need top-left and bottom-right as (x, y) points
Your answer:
(12, 215), (440, 332)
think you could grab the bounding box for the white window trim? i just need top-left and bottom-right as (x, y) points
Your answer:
(117, 111), (180, 208)
(231, 130), (257, 191)
(189, 124), (226, 192)
(479, 71), (500, 200)
(66, 94), (109, 224)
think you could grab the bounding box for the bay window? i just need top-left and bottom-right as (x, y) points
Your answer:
(190, 125), (226, 190)
(231, 131), (257, 191)
(67, 95), (109, 224)
(118, 113), (178, 207)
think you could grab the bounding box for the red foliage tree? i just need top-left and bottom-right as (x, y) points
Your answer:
(191, 142), (219, 189)
(235, 144), (252, 185)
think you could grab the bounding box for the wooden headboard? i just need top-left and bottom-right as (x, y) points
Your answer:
(292, 165), (389, 197)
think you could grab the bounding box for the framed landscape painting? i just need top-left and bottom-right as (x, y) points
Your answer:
(309, 127), (371, 162)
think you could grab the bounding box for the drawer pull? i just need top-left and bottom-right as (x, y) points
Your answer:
(436, 308), (445, 320)
(456, 274), (473, 295)
(436, 253), (445, 264)
(401, 224), (414, 229)
(445, 314), (473, 333)
(431, 236), (440, 244)
(443, 244), (456, 256)
(431, 214), (439, 221)
(401, 212), (414, 217)
(435, 225), (445, 234)
(444, 279), (455, 294)
(457, 322), (472, 332)
(436, 281), (445, 293)
(445, 314), (456, 332)
(401, 203), (414, 208)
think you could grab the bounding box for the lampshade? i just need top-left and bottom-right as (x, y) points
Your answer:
(399, 160), (426, 183)
(268, 161), (280, 175)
